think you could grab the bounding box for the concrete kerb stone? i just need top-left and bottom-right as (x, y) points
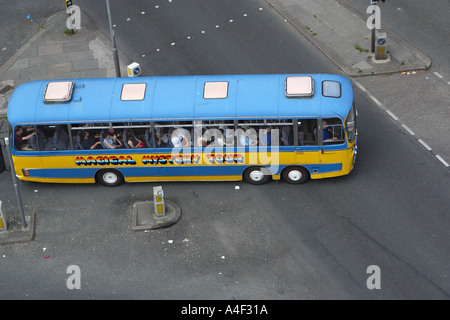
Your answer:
(0, 213), (35, 245)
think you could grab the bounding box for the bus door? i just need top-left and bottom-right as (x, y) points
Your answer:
(317, 118), (347, 173)
(295, 119), (321, 168)
(11, 125), (44, 181)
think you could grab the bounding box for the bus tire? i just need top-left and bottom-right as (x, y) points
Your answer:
(243, 167), (271, 185)
(281, 166), (310, 184)
(96, 169), (124, 187)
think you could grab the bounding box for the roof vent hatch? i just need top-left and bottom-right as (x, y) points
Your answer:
(285, 76), (314, 98)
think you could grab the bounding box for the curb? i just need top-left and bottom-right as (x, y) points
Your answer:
(265, 0), (431, 77)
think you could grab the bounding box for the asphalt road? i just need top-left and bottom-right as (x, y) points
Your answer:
(0, 0), (449, 300)
(76, 0), (337, 75)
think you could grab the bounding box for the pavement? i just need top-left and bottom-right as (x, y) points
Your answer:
(0, 1), (448, 169)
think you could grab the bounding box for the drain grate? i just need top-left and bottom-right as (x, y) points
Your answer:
(0, 85), (13, 95)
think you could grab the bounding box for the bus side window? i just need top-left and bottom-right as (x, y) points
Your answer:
(237, 120), (258, 147)
(170, 123), (191, 148)
(279, 120), (293, 146)
(298, 119), (317, 145)
(35, 125), (56, 150)
(322, 118), (345, 144)
(153, 123), (171, 148)
(54, 125), (71, 150)
(193, 121), (206, 147)
(14, 126), (37, 151)
(71, 125), (83, 150)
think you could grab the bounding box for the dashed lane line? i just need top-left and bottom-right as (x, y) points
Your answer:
(401, 124), (415, 136)
(385, 109), (398, 121)
(433, 71), (443, 79)
(436, 155), (450, 168)
(368, 94), (382, 107)
(418, 139), (432, 151)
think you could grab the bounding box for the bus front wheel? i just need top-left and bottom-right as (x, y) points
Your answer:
(243, 167), (271, 185)
(281, 166), (310, 184)
(96, 169), (124, 187)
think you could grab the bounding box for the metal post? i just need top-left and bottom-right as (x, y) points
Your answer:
(66, 0), (74, 34)
(106, 0), (121, 77)
(371, 28), (375, 53)
(4, 138), (27, 228)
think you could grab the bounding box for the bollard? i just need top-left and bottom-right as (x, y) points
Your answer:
(153, 186), (165, 218)
(132, 186), (181, 231)
(375, 32), (387, 60)
(0, 201), (7, 231)
(127, 62), (141, 77)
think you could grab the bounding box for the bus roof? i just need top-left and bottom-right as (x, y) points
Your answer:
(7, 74), (353, 126)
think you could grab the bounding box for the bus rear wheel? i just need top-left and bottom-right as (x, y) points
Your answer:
(96, 169), (124, 187)
(282, 166), (310, 184)
(243, 167), (271, 185)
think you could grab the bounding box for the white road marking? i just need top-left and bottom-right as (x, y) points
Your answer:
(385, 110), (398, 121)
(401, 124), (415, 136)
(435, 155), (450, 167)
(418, 139), (432, 151)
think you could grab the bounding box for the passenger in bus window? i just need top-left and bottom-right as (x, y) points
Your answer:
(103, 133), (123, 149)
(14, 126), (36, 151)
(81, 131), (102, 149)
(155, 126), (170, 148)
(126, 130), (145, 148)
(171, 128), (189, 148)
(322, 120), (337, 142)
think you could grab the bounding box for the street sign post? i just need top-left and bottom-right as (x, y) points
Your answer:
(3, 138), (27, 228)
(106, 0), (121, 77)
(66, 0), (74, 34)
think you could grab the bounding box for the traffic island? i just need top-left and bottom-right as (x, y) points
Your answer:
(0, 214), (35, 244)
(132, 200), (181, 231)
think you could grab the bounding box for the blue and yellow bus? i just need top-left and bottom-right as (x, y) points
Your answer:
(6, 74), (357, 186)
